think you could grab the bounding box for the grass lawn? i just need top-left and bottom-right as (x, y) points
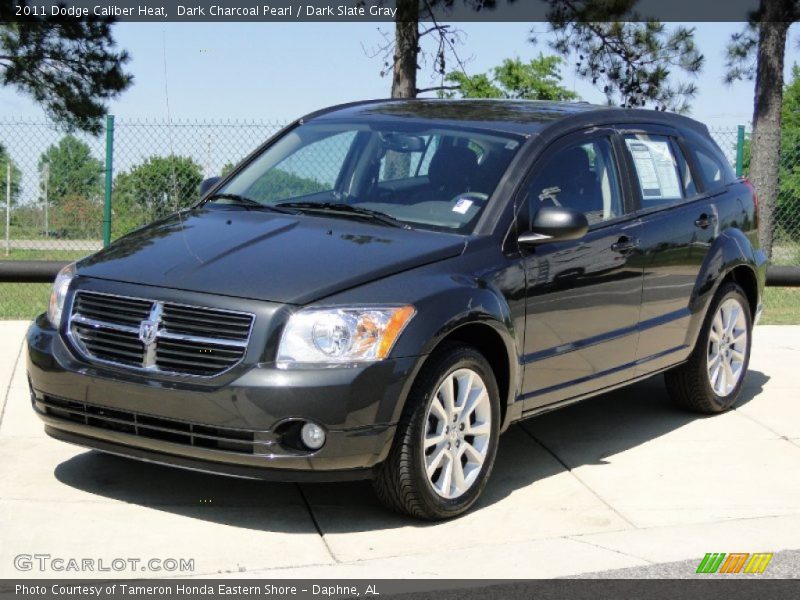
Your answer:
(0, 249), (91, 261)
(0, 283), (51, 321)
(761, 287), (800, 325)
(0, 249), (89, 320)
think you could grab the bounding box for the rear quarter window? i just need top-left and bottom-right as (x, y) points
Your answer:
(686, 141), (735, 191)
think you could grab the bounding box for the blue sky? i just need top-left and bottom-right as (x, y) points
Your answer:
(1, 21), (799, 129)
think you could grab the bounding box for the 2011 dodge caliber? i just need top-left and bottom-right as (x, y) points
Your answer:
(27, 99), (767, 519)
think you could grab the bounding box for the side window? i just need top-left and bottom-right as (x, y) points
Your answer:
(524, 137), (624, 227)
(624, 134), (684, 206)
(379, 135), (432, 182)
(248, 131), (356, 202)
(688, 144), (733, 190)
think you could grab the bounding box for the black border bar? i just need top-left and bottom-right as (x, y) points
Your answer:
(4, 0), (776, 23)
(2, 579), (800, 600)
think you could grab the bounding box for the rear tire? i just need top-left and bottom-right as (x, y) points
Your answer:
(665, 282), (752, 414)
(372, 344), (501, 520)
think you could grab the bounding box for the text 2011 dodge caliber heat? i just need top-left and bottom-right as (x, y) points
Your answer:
(27, 100), (767, 519)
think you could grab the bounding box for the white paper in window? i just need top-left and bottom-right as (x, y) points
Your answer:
(625, 138), (681, 200)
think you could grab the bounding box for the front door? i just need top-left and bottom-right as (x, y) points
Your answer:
(518, 130), (644, 412)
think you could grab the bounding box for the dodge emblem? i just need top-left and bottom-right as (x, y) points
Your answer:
(139, 320), (159, 346)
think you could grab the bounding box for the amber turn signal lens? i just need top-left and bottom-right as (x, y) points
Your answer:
(377, 305), (416, 359)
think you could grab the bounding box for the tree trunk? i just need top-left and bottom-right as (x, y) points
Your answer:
(749, 3), (791, 258)
(392, 0), (419, 98)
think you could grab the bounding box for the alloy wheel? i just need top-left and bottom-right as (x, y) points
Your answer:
(422, 368), (492, 499)
(707, 297), (748, 397)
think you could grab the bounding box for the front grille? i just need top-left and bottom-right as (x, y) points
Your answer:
(38, 395), (267, 455)
(69, 291), (254, 377)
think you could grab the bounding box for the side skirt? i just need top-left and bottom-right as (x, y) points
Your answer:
(515, 359), (687, 423)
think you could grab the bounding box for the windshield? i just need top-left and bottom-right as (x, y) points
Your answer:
(214, 121), (523, 233)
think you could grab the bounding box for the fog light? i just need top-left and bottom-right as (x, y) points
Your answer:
(300, 422), (326, 450)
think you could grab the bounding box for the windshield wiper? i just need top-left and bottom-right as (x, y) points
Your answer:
(275, 202), (411, 229)
(205, 193), (299, 215)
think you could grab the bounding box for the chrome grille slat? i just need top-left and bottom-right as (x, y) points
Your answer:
(68, 291), (254, 377)
(156, 347), (242, 360)
(156, 351), (238, 365)
(162, 303), (249, 322)
(75, 330), (143, 351)
(83, 343), (144, 361)
(75, 297), (151, 320)
(72, 314), (140, 334)
(76, 295), (151, 309)
(161, 321), (250, 338)
(162, 310), (251, 326)
(157, 330), (248, 348)
(160, 304), (251, 341)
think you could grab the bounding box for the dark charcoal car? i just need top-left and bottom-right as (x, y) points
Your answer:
(27, 99), (767, 519)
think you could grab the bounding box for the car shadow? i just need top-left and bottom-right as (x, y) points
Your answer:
(53, 370), (769, 533)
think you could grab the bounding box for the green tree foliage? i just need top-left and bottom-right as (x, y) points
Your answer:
(445, 55), (578, 101)
(0, 142), (21, 206)
(113, 155), (203, 226)
(783, 64), (800, 130)
(38, 135), (103, 206)
(445, 72), (501, 99)
(0, 3), (132, 134)
(49, 194), (102, 239)
(221, 162), (235, 177)
(540, 1), (703, 113)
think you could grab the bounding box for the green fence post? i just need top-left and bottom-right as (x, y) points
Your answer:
(103, 115), (115, 247)
(735, 124), (745, 177)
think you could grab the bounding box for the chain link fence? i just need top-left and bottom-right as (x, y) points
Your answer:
(1, 117), (283, 318)
(709, 127), (800, 324)
(1, 118), (798, 322)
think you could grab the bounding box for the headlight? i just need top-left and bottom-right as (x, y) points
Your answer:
(47, 263), (76, 328)
(277, 305), (415, 368)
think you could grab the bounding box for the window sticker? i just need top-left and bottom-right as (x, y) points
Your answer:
(452, 198), (473, 214)
(625, 138), (681, 200)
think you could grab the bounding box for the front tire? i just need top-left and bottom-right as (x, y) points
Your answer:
(373, 344), (501, 520)
(665, 282), (752, 414)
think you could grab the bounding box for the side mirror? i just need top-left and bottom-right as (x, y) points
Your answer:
(518, 206), (589, 245)
(199, 176), (221, 197)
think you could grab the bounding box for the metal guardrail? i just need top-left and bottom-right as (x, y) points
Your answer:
(1, 260), (799, 286)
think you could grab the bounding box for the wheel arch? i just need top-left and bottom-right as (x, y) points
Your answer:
(721, 264), (759, 319)
(429, 321), (515, 432)
(687, 228), (762, 351)
(390, 312), (520, 434)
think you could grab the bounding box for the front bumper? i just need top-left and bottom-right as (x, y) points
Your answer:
(27, 314), (421, 481)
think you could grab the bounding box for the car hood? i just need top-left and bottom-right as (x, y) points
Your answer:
(77, 208), (466, 304)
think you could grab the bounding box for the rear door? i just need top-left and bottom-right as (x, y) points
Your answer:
(616, 125), (721, 375)
(518, 128), (645, 411)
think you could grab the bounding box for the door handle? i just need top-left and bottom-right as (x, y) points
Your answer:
(611, 236), (640, 253)
(695, 213), (717, 229)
